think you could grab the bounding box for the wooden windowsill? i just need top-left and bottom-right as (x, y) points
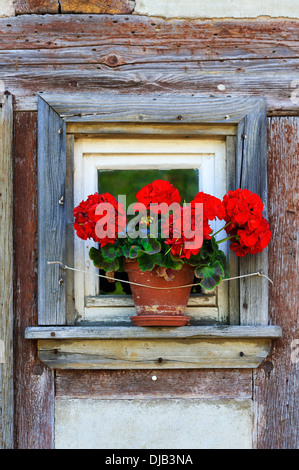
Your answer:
(25, 325), (282, 340)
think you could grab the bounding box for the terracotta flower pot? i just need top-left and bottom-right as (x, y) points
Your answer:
(124, 260), (194, 327)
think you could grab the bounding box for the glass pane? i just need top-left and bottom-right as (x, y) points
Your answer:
(98, 169), (200, 295)
(98, 169), (199, 207)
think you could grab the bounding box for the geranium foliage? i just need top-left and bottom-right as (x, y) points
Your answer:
(73, 181), (271, 290)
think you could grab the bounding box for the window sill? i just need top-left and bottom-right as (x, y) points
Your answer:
(25, 325), (281, 370)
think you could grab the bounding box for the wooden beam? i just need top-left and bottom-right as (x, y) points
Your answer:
(14, 0), (58, 14)
(37, 337), (273, 369)
(60, 0), (135, 14)
(253, 117), (299, 449)
(0, 15), (298, 113)
(37, 96), (66, 325)
(13, 111), (54, 449)
(55, 369), (253, 399)
(0, 93), (13, 449)
(25, 325), (282, 340)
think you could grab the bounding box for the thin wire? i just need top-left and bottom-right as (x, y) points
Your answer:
(47, 261), (273, 289)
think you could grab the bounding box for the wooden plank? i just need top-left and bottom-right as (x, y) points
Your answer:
(237, 100), (269, 325)
(25, 325), (282, 340)
(38, 337), (272, 369)
(55, 369), (253, 399)
(14, 0), (58, 14)
(67, 122), (237, 136)
(85, 294), (217, 307)
(1, 16), (298, 55)
(0, 16), (298, 113)
(0, 93), (13, 449)
(65, 134), (76, 325)
(37, 96), (66, 325)
(82, 306), (221, 325)
(253, 117), (299, 449)
(39, 93), (271, 123)
(13, 111), (54, 449)
(226, 135), (240, 325)
(60, 0), (135, 14)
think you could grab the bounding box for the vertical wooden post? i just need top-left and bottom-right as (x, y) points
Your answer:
(13, 112), (54, 449)
(0, 94), (13, 449)
(253, 117), (299, 449)
(37, 96), (66, 325)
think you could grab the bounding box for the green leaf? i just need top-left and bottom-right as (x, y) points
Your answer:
(216, 251), (230, 279)
(141, 237), (161, 255)
(187, 252), (205, 266)
(89, 247), (120, 272)
(122, 244), (131, 258)
(162, 251), (183, 270)
(101, 243), (123, 260)
(194, 260), (225, 290)
(128, 245), (141, 259)
(137, 252), (164, 272)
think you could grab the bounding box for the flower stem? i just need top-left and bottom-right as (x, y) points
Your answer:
(216, 235), (239, 245)
(212, 221), (232, 238)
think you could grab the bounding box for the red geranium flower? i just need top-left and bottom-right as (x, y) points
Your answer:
(163, 205), (210, 260)
(221, 189), (271, 257)
(135, 179), (181, 214)
(191, 192), (226, 221)
(73, 192), (126, 248)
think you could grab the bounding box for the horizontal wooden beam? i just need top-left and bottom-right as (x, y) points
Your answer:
(55, 369), (253, 399)
(39, 93), (265, 123)
(37, 336), (273, 369)
(0, 15), (298, 113)
(25, 325), (282, 339)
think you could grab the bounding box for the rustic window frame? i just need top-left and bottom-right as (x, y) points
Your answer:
(74, 135), (229, 325)
(25, 93), (281, 369)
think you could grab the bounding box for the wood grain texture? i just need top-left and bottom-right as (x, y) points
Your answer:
(55, 369), (253, 399)
(13, 112), (54, 449)
(39, 92), (269, 327)
(38, 337), (272, 369)
(37, 96), (66, 325)
(60, 0), (135, 14)
(237, 101), (269, 325)
(253, 117), (299, 449)
(40, 92), (265, 123)
(0, 15), (298, 112)
(14, 0), (58, 14)
(25, 325), (282, 340)
(0, 94), (13, 449)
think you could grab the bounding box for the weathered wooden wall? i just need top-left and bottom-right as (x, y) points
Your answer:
(254, 117), (299, 449)
(0, 94), (13, 449)
(0, 9), (297, 449)
(13, 112), (54, 449)
(0, 15), (298, 113)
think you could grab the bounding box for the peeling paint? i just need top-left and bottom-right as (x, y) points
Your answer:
(0, 0), (14, 17)
(134, 0), (299, 19)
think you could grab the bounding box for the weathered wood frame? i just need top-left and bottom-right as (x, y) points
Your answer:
(25, 92), (281, 369)
(0, 94), (13, 449)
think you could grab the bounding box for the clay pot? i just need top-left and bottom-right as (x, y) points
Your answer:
(124, 260), (194, 327)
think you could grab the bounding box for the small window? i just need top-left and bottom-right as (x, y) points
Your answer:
(27, 93), (281, 371)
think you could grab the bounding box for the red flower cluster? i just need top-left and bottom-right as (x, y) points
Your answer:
(191, 192), (226, 221)
(135, 179), (181, 214)
(164, 192), (224, 259)
(73, 193), (126, 248)
(222, 189), (271, 256)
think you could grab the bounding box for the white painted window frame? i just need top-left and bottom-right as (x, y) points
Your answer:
(73, 136), (228, 324)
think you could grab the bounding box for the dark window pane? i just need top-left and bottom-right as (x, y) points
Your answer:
(98, 169), (199, 295)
